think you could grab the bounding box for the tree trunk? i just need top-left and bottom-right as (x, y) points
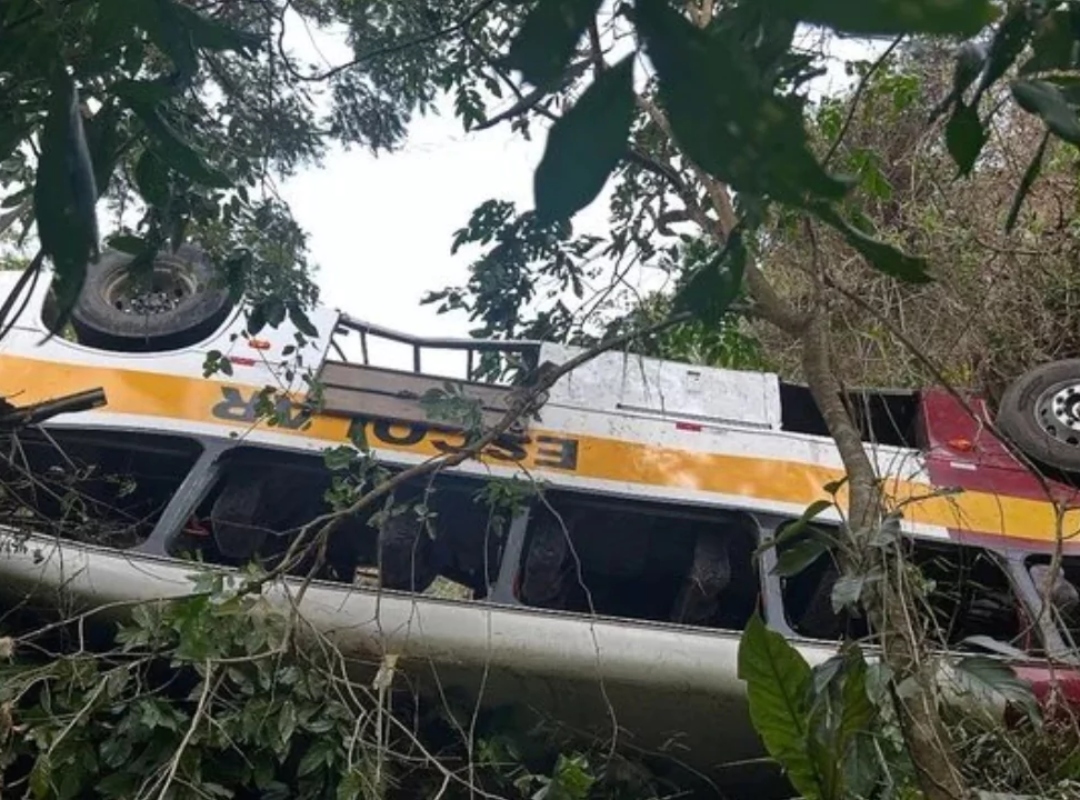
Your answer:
(801, 314), (966, 800)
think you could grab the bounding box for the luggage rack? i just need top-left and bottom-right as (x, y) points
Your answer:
(316, 314), (546, 432)
(332, 313), (542, 384)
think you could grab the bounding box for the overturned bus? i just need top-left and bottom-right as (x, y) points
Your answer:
(2, 246), (1080, 793)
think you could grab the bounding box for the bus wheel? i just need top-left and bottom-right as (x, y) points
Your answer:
(997, 359), (1080, 473)
(70, 244), (234, 352)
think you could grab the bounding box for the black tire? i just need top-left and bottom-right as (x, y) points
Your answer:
(997, 359), (1080, 473)
(71, 244), (234, 352)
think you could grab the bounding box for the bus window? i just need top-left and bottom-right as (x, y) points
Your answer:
(176, 447), (508, 599)
(914, 542), (1029, 650)
(777, 529), (1029, 652)
(776, 524), (869, 641)
(515, 495), (760, 631)
(0, 428), (202, 549)
(1025, 556), (1080, 650)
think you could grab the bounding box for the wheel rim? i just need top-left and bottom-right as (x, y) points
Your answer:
(1034, 380), (1080, 447)
(102, 256), (198, 316)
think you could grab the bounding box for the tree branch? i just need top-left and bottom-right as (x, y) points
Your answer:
(294, 0), (500, 82)
(822, 34), (904, 168)
(239, 310), (694, 594)
(0, 388), (107, 430)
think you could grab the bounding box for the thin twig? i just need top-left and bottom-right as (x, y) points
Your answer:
(294, 0), (500, 82)
(822, 34), (905, 168)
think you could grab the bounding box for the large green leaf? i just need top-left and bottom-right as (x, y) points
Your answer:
(1020, 8), (1076, 76)
(83, 103), (124, 197)
(973, 6), (1034, 103)
(505, 0), (603, 88)
(948, 656), (1042, 726)
(770, 0), (999, 36)
(1012, 78), (1080, 145)
(815, 205), (931, 283)
(33, 65), (99, 332)
(772, 537), (830, 578)
(672, 229), (747, 325)
(172, 1), (264, 56)
(804, 646), (871, 800)
(738, 615), (827, 800)
(945, 101), (987, 176)
(635, 0), (850, 207)
(133, 149), (171, 208)
(123, 96), (231, 187)
(951, 41), (987, 98)
(534, 55), (635, 223)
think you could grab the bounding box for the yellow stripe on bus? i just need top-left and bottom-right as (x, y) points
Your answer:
(1, 353), (1076, 550)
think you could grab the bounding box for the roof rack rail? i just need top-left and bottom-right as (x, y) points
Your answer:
(334, 313), (543, 380)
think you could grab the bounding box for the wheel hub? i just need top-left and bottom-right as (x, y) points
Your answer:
(103, 257), (196, 316)
(1036, 382), (1080, 447)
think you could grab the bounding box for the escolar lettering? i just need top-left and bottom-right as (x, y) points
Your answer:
(362, 419), (579, 471)
(209, 393), (581, 472)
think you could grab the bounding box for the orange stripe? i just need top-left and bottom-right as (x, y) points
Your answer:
(1, 352), (1075, 549)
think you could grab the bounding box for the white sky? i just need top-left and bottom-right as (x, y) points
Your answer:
(277, 20), (882, 349)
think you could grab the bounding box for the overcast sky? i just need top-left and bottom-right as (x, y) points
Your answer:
(277, 20), (881, 353)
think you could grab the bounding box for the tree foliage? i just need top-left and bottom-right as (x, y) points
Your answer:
(7, 0), (1080, 798)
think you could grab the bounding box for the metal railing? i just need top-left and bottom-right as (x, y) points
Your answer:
(333, 314), (542, 383)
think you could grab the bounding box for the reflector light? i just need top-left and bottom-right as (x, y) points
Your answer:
(676, 422), (703, 432)
(248, 339), (272, 350)
(947, 438), (974, 452)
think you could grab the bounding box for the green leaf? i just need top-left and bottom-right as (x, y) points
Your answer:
(107, 235), (146, 255)
(288, 304), (318, 337)
(171, 2), (264, 56)
(126, 99), (231, 187)
(247, 303), (267, 335)
(1, 187), (28, 209)
(34, 65), (99, 334)
(952, 41), (987, 98)
(534, 55), (635, 223)
(738, 614), (825, 800)
(337, 770), (364, 800)
(830, 574), (866, 614)
(134, 150), (171, 207)
(673, 229), (747, 325)
(505, 0), (603, 87)
(823, 476), (848, 495)
(817, 646), (875, 797)
(134, 0), (199, 80)
(1006, 129), (1049, 234)
(111, 79), (177, 106)
(772, 0), (999, 36)
(814, 204), (931, 283)
(278, 698), (297, 745)
(787, 499), (833, 539)
(83, 103), (125, 198)
(298, 742), (330, 777)
(29, 754), (52, 799)
(635, 0), (849, 207)
(948, 656), (1042, 726)
(974, 6), (1034, 102)
(1020, 8), (1075, 77)
(265, 297), (287, 327)
(772, 537), (830, 578)
(1012, 78), (1080, 145)
(945, 101), (987, 176)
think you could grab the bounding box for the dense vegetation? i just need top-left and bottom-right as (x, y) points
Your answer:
(5, 0), (1080, 798)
